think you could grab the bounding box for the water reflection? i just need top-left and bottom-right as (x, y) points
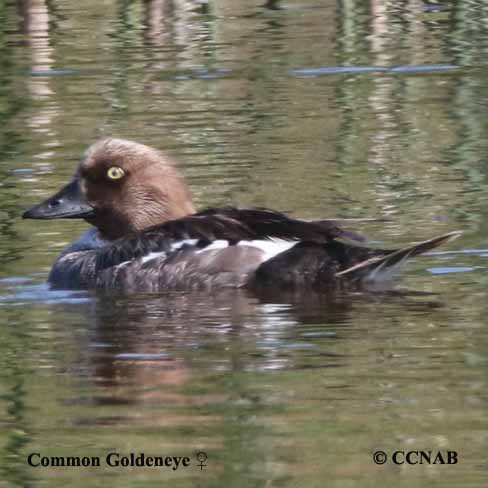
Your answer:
(80, 290), (353, 398)
(143, 0), (169, 46)
(60, 287), (451, 416)
(2, 281), (482, 487)
(0, 311), (34, 487)
(21, 0), (53, 76)
(21, 0), (60, 161)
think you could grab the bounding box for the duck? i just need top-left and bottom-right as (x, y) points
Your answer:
(22, 138), (461, 292)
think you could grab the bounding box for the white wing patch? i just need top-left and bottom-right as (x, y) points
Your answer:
(139, 240), (199, 265)
(141, 251), (167, 264)
(195, 240), (229, 253)
(194, 239), (297, 260)
(170, 239), (199, 251)
(138, 239), (298, 266)
(237, 239), (297, 261)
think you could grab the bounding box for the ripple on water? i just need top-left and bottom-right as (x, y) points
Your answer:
(291, 64), (460, 77)
(0, 279), (91, 306)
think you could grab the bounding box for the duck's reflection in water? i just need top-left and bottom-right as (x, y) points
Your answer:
(63, 289), (359, 419)
(62, 287), (445, 417)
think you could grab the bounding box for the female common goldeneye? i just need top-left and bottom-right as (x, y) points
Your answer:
(23, 138), (460, 292)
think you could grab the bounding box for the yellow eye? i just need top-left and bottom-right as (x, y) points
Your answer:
(106, 166), (125, 180)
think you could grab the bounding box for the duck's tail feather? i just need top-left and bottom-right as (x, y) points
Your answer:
(335, 231), (462, 283)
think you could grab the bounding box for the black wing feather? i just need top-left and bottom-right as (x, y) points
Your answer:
(95, 207), (346, 270)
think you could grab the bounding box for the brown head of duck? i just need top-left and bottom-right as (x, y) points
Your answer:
(23, 138), (195, 240)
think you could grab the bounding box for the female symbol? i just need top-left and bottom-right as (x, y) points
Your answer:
(196, 451), (208, 470)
